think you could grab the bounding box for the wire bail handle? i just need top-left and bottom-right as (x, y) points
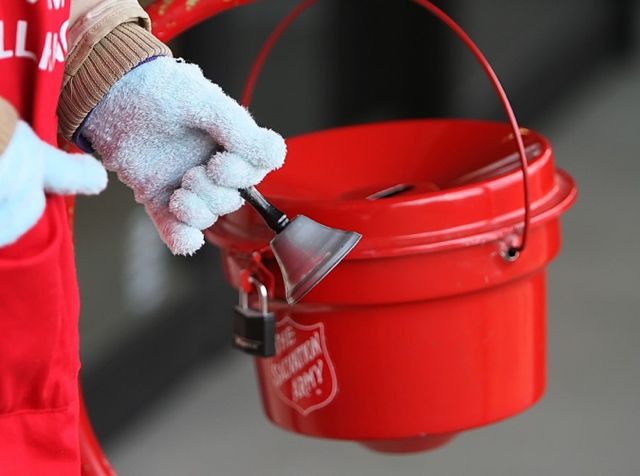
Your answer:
(241, 0), (532, 258)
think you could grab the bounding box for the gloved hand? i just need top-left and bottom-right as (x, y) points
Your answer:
(81, 57), (286, 256)
(0, 121), (108, 247)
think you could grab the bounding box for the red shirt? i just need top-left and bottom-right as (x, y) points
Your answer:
(0, 1), (81, 473)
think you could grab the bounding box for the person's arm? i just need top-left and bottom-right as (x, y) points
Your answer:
(69, 0), (104, 25)
(60, 0), (170, 141)
(0, 94), (106, 247)
(0, 0), (142, 247)
(58, 0), (286, 256)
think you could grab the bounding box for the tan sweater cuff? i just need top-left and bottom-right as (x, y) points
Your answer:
(58, 23), (172, 141)
(0, 98), (19, 156)
(65, 0), (153, 86)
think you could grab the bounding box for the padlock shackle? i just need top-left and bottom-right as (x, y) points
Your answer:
(239, 275), (270, 315)
(234, 274), (276, 357)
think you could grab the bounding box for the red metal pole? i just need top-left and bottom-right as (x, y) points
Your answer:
(79, 390), (117, 476)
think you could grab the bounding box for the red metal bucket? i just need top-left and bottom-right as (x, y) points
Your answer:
(151, 0), (578, 454)
(208, 119), (576, 453)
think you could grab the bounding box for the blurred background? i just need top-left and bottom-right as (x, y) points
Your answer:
(74, 0), (640, 474)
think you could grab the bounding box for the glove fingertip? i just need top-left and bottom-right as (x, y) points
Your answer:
(169, 188), (218, 230)
(206, 152), (267, 189)
(261, 129), (287, 170)
(233, 128), (287, 170)
(80, 157), (109, 195)
(147, 204), (206, 256)
(43, 153), (108, 196)
(167, 226), (205, 256)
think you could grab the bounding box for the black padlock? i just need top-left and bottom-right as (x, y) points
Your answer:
(233, 276), (276, 357)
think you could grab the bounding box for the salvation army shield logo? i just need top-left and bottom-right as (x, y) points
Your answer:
(268, 317), (337, 416)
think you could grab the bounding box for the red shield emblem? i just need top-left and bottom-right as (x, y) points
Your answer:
(268, 317), (337, 415)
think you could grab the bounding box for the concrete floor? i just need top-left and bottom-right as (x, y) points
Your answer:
(108, 49), (640, 476)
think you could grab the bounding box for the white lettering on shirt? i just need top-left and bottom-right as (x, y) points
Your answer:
(23, 0), (66, 9)
(0, 22), (15, 59)
(48, 0), (66, 11)
(0, 20), (68, 72)
(16, 21), (36, 60)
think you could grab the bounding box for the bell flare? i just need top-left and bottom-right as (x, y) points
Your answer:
(270, 215), (361, 304)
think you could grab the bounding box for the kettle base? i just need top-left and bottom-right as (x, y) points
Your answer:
(359, 433), (457, 454)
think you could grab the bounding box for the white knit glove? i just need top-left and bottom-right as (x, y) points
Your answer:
(0, 121), (107, 247)
(81, 57), (286, 256)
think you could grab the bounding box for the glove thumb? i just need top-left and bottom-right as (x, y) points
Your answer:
(41, 141), (108, 196)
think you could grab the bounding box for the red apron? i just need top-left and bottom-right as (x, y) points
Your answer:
(0, 1), (81, 474)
